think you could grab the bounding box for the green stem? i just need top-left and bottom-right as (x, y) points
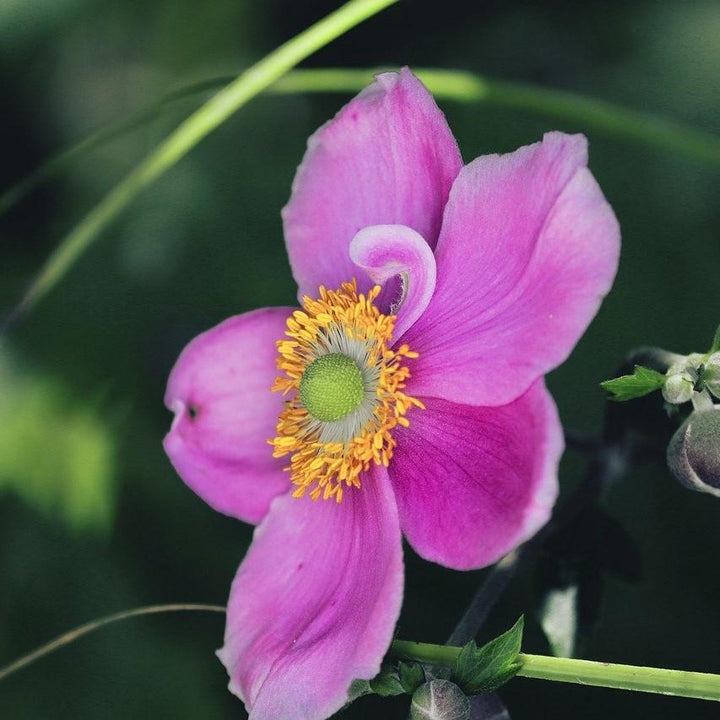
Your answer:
(6, 66), (720, 220)
(2, 0), (397, 328)
(0, 603), (225, 682)
(5, 60), (720, 327)
(390, 641), (720, 702)
(275, 69), (720, 166)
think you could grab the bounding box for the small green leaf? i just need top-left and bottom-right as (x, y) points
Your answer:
(451, 616), (524, 696)
(369, 668), (406, 697)
(710, 324), (720, 354)
(399, 661), (425, 693)
(346, 679), (372, 703)
(600, 365), (666, 401)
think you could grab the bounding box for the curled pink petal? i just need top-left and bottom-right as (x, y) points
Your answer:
(283, 67), (462, 299)
(350, 224), (436, 338)
(403, 132), (620, 407)
(164, 308), (293, 525)
(218, 465), (403, 720)
(390, 381), (562, 570)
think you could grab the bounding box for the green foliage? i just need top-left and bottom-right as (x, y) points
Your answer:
(0, 348), (115, 531)
(450, 616), (524, 696)
(369, 667), (407, 697)
(710, 324), (720, 354)
(357, 661), (425, 703)
(600, 365), (667, 401)
(399, 661), (426, 694)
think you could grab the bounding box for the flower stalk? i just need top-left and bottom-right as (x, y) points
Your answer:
(5, 604), (719, 704)
(390, 641), (720, 702)
(2, 0), (399, 329)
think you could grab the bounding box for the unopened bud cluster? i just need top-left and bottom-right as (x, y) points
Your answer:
(663, 343), (720, 498)
(663, 352), (720, 406)
(662, 353), (703, 405)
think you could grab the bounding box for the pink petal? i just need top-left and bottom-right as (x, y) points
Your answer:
(283, 67), (462, 300)
(164, 308), (293, 525)
(390, 381), (562, 570)
(402, 132), (620, 407)
(350, 224), (436, 338)
(218, 465), (403, 720)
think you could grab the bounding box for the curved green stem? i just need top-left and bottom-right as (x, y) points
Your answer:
(390, 640), (720, 701)
(0, 603), (225, 682)
(5, 59), (720, 327)
(1, 0), (398, 329)
(5, 66), (720, 221)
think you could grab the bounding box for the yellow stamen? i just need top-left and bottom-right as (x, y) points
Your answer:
(270, 280), (424, 502)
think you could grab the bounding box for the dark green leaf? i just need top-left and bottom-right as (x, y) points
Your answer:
(399, 661), (425, 693)
(600, 365), (666, 401)
(451, 616), (524, 696)
(711, 324), (720, 354)
(369, 668), (406, 697)
(346, 679), (372, 703)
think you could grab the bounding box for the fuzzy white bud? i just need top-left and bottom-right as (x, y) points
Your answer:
(667, 407), (720, 498)
(410, 680), (471, 720)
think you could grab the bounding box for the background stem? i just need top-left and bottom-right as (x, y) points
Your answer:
(5, 68), (720, 221)
(1, 0), (398, 330)
(0, 604), (225, 682)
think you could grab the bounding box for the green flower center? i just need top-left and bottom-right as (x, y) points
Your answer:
(299, 352), (365, 423)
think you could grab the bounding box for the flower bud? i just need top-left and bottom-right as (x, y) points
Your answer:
(410, 680), (471, 720)
(667, 407), (720, 498)
(702, 352), (720, 400)
(662, 354), (705, 405)
(662, 371), (696, 405)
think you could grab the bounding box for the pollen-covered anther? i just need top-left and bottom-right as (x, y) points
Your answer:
(270, 280), (424, 502)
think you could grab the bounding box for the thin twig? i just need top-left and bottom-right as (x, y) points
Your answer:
(0, 603), (225, 682)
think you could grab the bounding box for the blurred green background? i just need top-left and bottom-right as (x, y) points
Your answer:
(1, 1), (719, 718)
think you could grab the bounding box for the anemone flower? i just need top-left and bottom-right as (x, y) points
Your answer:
(164, 68), (620, 720)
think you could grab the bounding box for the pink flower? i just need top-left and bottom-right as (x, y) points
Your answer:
(164, 69), (620, 720)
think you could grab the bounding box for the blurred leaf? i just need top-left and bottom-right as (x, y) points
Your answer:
(536, 507), (641, 658)
(538, 585), (578, 658)
(597, 510), (643, 583)
(451, 616), (524, 696)
(0, 0), (86, 46)
(600, 365), (667, 401)
(0, 347), (115, 531)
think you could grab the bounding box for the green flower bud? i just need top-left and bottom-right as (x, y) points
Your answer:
(702, 352), (720, 400)
(667, 407), (720, 498)
(662, 372), (695, 405)
(410, 680), (471, 720)
(663, 353), (705, 405)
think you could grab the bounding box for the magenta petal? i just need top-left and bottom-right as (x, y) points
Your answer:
(390, 381), (562, 570)
(283, 68), (462, 299)
(164, 308), (293, 525)
(350, 224), (436, 338)
(403, 132), (620, 407)
(218, 465), (403, 720)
